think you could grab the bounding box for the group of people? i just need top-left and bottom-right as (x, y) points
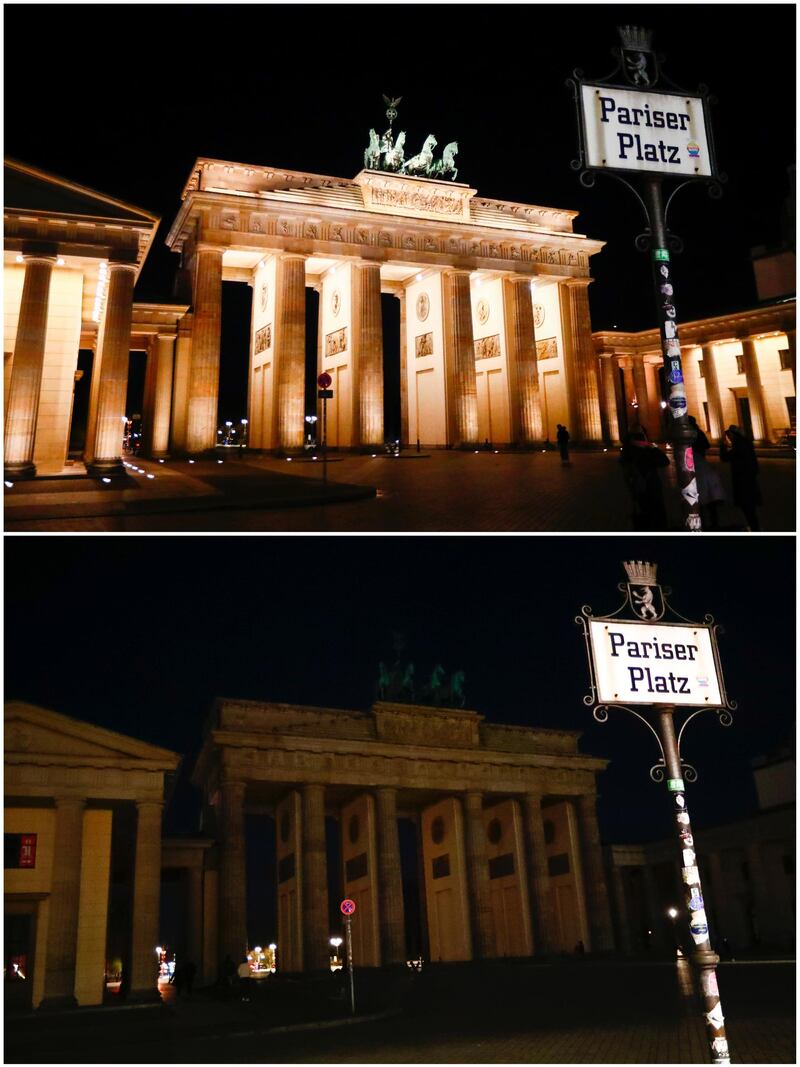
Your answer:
(618, 418), (762, 531)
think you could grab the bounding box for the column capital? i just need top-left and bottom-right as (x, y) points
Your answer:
(464, 791), (485, 809)
(279, 251), (308, 264)
(54, 794), (87, 811)
(108, 260), (138, 274)
(22, 253), (57, 267)
(442, 267), (472, 279)
(560, 276), (593, 290)
(508, 272), (536, 286)
(195, 243), (224, 257)
(157, 331), (178, 342)
(135, 799), (164, 814)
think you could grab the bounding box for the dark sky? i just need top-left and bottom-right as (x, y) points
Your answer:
(5, 535), (794, 844)
(4, 2), (795, 337)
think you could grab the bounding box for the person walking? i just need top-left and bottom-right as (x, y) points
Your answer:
(237, 957), (253, 1002)
(687, 415), (725, 528)
(720, 424), (762, 530)
(619, 429), (670, 530)
(556, 424), (571, 464)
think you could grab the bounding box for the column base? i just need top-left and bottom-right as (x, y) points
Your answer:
(125, 986), (163, 1004)
(38, 994), (79, 1011)
(4, 461), (37, 481)
(86, 459), (126, 478)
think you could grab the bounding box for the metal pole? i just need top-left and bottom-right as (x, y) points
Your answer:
(642, 178), (702, 532)
(322, 396), (328, 487)
(656, 706), (730, 1064)
(345, 916), (355, 1015)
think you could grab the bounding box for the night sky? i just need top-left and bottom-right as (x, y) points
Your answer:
(5, 536), (794, 844)
(4, 4), (795, 421)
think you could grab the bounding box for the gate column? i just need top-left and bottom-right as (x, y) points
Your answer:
(503, 275), (543, 444)
(219, 780), (248, 963)
(4, 254), (55, 479)
(522, 793), (558, 953)
(302, 783), (329, 972)
(40, 797), (86, 1008)
(700, 342), (725, 442)
(129, 801), (164, 1001)
(85, 261), (137, 475)
(376, 788), (406, 965)
(576, 794), (614, 951)
(559, 278), (603, 444)
(464, 792), (495, 958)
(442, 270), (479, 447)
(600, 355), (622, 446)
(276, 253), (307, 451)
(739, 335), (771, 443)
(186, 246), (223, 454)
(352, 262), (384, 447)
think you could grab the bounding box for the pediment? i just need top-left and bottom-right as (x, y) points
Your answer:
(4, 701), (179, 767)
(5, 159), (159, 226)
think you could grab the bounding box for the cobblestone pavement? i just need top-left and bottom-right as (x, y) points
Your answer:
(6, 450), (794, 533)
(5, 960), (794, 1064)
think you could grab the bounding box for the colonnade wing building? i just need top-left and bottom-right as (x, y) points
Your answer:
(191, 698), (614, 974)
(165, 159), (607, 454)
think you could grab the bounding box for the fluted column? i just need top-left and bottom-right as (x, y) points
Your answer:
(219, 781), (247, 963)
(600, 355), (622, 446)
(170, 315), (193, 454)
(276, 253), (307, 451)
(86, 261), (137, 475)
(576, 794), (614, 952)
(4, 254), (55, 478)
(40, 797), (85, 1008)
(464, 793), (494, 958)
(504, 276), (543, 443)
(739, 336), (771, 443)
(397, 292), (409, 446)
(611, 865), (633, 954)
(129, 801), (164, 1000)
(521, 793), (557, 953)
(149, 334), (176, 457)
(559, 279), (603, 443)
(442, 270), (478, 446)
(352, 262), (384, 447)
(376, 788), (406, 965)
(186, 246), (223, 454)
(187, 865), (204, 970)
(631, 353), (650, 433)
(700, 343), (725, 442)
(302, 783), (329, 972)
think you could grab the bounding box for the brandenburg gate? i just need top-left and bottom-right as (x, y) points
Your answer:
(192, 696), (614, 972)
(166, 134), (606, 454)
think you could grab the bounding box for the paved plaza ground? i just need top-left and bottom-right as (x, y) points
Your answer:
(4, 958), (794, 1064)
(4, 449), (795, 532)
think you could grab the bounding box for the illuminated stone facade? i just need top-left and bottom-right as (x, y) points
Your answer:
(594, 303), (796, 445)
(166, 159), (607, 451)
(3, 702), (179, 1009)
(191, 698), (614, 974)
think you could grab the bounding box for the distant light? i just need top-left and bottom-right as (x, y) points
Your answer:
(268, 944), (276, 951)
(371, 454), (377, 458)
(330, 937), (342, 948)
(155, 947), (163, 956)
(4, 481), (14, 488)
(474, 450), (479, 454)
(188, 459), (195, 464)
(241, 418), (248, 425)
(147, 473), (155, 479)
(217, 430), (222, 435)
(15, 255), (23, 263)
(668, 908), (678, 919)
(225, 421), (233, 427)
(286, 457), (292, 462)
(158, 459), (165, 463)
(530, 280), (537, 292)
(102, 477), (111, 484)
(493, 450), (499, 454)
(603, 448), (608, 452)
(313, 456), (318, 461)
(541, 449), (546, 453)
(254, 947), (262, 955)
(416, 273), (422, 282)
(660, 400), (668, 409)
(217, 459), (223, 464)
(56, 258), (65, 266)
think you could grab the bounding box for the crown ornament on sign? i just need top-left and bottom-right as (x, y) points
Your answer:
(623, 560), (659, 586)
(618, 25), (654, 52)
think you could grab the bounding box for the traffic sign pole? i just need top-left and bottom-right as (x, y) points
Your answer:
(345, 916), (355, 1015)
(317, 374), (332, 488)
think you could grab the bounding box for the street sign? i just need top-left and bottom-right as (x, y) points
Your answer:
(340, 898), (356, 916)
(587, 618), (724, 708)
(578, 83), (713, 179)
(318, 389), (333, 399)
(317, 372), (332, 389)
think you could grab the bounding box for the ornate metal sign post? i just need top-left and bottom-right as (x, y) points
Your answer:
(340, 897), (357, 1014)
(577, 561), (736, 1065)
(569, 28), (724, 531)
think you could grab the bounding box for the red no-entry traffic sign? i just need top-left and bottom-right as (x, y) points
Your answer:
(317, 372), (332, 389)
(340, 898), (356, 916)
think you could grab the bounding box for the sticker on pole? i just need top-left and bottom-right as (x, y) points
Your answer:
(340, 898), (356, 916)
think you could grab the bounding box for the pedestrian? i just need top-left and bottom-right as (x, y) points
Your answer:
(575, 940), (586, 956)
(687, 415), (725, 528)
(237, 957), (252, 1002)
(170, 962), (185, 997)
(183, 960), (196, 996)
(556, 424), (571, 464)
(219, 954), (236, 1000)
(620, 429), (670, 530)
(720, 424), (761, 530)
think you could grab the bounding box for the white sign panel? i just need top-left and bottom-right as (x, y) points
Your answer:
(581, 84), (712, 178)
(588, 619), (723, 707)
